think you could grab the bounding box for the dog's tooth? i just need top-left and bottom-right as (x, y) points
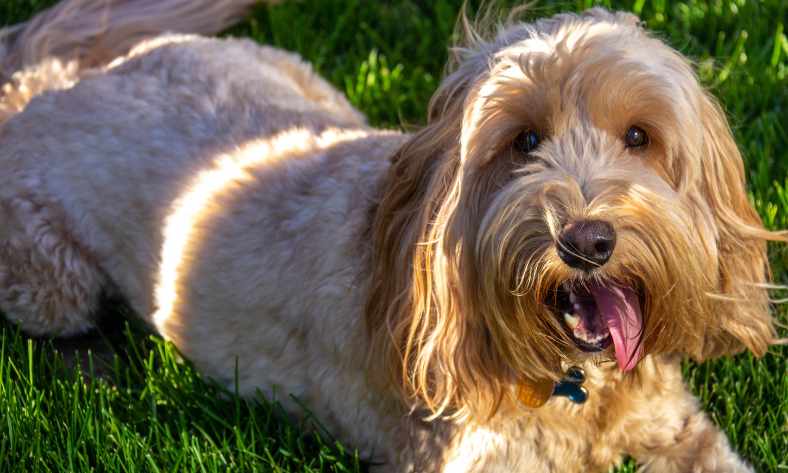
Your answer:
(564, 312), (580, 329)
(582, 333), (605, 344)
(574, 329), (604, 345)
(569, 291), (577, 304)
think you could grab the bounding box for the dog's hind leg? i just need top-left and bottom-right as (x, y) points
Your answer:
(0, 196), (104, 337)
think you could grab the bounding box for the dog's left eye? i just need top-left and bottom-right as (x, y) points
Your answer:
(513, 130), (540, 153)
(624, 126), (649, 148)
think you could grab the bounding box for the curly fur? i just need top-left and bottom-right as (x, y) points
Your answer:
(0, 1), (781, 471)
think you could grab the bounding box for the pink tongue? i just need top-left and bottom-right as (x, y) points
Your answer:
(590, 284), (644, 372)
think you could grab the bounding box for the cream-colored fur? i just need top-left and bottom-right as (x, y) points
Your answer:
(0, 1), (779, 471)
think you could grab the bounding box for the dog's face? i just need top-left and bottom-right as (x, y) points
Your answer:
(367, 8), (779, 417)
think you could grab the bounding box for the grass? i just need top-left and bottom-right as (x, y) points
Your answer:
(0, 0), (786, 471)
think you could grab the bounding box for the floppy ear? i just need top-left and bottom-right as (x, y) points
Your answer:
(364, 52), (518, 418)
(364, 88), (466, 416)
(696, 92), (782, 359)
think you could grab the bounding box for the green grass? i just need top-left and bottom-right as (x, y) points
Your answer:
(1, 0), (786, 471)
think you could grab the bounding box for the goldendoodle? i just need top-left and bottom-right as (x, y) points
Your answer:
(0, 1), (781, 471)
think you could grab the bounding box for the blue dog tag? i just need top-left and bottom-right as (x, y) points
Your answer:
(552, 366), (588, 404)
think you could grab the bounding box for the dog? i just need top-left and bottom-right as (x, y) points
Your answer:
(0, 1), (781, 471)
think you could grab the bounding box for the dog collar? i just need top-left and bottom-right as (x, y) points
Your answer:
(517, 366), (588, 408)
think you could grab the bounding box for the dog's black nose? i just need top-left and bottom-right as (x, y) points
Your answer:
(557, 220), (616, 271)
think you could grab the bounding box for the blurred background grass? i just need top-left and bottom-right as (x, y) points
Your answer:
(0, 0), (786, 471)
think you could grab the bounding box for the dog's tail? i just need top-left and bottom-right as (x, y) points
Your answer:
(0, 0), (261, 123)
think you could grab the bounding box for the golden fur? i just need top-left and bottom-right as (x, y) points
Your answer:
(0, 1), (781, 471)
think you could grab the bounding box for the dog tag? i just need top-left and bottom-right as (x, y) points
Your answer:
(552, 382), (588, 404)
(552, 366), (588, 404)
(517, 366), (588, 407)
(517, 379), (555, 408)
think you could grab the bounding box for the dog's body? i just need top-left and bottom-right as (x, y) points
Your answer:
(0, 1), (779, 471)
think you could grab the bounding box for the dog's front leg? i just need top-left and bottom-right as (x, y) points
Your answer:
(622, 362), (753, 473)
(631, 410), (753, 473)
(393, 414), (601, 473)
(384, 415), (562, 473)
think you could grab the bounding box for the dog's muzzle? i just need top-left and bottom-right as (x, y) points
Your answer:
(548, 219), (645, 371)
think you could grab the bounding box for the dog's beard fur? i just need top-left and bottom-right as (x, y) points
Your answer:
(365, 8), (783, 420)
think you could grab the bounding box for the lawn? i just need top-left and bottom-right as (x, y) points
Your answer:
(0, 0), (786, 471)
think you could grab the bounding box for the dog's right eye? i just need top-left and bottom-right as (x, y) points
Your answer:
(624, 126), (649, 148)
(513, 130), (540, 153)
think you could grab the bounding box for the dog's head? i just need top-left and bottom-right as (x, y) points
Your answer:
(366, 8), (782, 418)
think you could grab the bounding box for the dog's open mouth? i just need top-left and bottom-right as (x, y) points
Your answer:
(549, 281), (645, 372)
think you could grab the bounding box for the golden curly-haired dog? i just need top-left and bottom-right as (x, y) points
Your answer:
(0, 1), (781, 471)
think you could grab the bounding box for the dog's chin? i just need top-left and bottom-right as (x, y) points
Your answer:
(546, 279), (646, 372)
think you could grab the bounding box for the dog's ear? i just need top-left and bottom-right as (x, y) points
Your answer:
(364, 105), (462, 416)
(365, 64), (511, 418)
(695, 92), (783, 359)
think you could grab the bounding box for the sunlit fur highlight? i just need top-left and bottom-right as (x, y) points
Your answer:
(366, 7), (784, 420)
(153, 128), (370, 339)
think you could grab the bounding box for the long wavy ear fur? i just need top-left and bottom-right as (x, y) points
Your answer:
(365, 70), (466, 416)
(363, 17), (536, 415)
(696, 92), (785, 358)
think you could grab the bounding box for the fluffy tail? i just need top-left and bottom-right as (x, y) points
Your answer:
(0, 0), (260, 122)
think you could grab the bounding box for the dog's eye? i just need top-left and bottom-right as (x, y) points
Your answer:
(624, 126), (649, 148)
(513, 130), (540, 153)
